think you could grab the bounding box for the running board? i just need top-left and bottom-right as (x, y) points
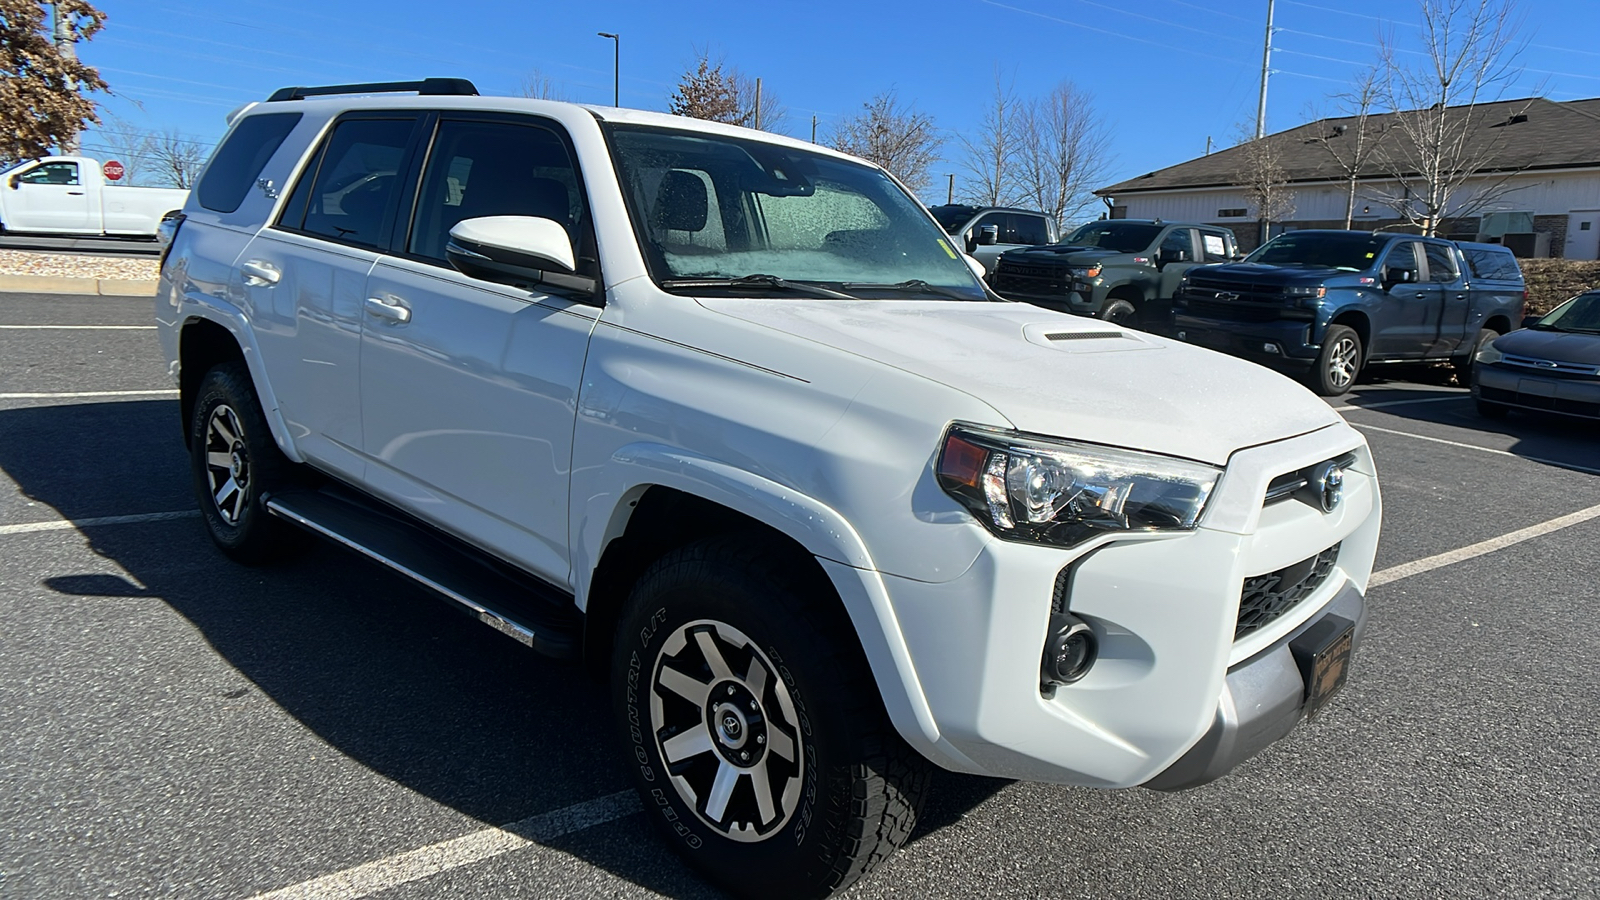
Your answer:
(265, 487), (581, 659)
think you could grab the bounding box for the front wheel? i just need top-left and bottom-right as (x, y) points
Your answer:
(613, 537), (928, 899)
(1454, 327), (1498, 385)
(1101, 298), (1139, 328)
(1310, 325), (1363, 396)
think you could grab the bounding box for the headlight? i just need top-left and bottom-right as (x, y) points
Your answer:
(1072, 265), (1102, 279)
(1475, 340), (1502, 366)
(936, 425), (1220, 547)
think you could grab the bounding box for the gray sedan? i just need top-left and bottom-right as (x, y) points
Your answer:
(1473, 290), (1600, 420)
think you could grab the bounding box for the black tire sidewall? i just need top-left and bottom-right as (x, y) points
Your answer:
(1312, 325), (1361, 396)
(1102, 298), (1138, 327)
(613, 549), (867, 898)
(188, 363), (289, 562)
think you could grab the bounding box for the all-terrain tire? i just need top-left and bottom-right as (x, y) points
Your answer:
(613, 536), (929, 899)
(188, 362), (304, 564)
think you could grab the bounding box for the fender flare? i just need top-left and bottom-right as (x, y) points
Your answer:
(575, 442), (946, 754)
(177, 301), (305, 465)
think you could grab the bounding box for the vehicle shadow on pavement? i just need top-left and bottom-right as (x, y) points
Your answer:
(0, 399), (1001, 898)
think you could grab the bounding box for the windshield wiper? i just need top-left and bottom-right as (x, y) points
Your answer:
(660, 274), (860, 300)
(840, 279), (979, 301)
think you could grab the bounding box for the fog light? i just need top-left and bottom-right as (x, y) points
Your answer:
(1176, 330), (1187, 340)
(1262, 343), (1281, 355)
(1041, 613), (1097, 688)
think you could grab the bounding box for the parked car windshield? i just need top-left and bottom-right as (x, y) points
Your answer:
(1533, 292), (1600, 333)
(606, 125), (986, 300)
(1063, 222), (1161, 253)
(1246, 233), (1388, 271)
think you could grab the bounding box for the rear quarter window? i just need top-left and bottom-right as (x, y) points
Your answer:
(197, 112), (303, 214)
(1462, 247), (1523, 282)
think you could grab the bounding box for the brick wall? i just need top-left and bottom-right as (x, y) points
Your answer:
(1533, 215), (1568, 258)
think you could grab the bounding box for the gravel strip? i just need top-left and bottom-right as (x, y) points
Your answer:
(0, 250), (159, 281)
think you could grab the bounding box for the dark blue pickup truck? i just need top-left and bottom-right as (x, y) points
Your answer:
(1171, 230), (1525, 395)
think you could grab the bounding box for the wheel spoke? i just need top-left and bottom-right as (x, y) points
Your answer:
(766, 725), (796, 762)
(749, 757), (777, 824)
(207, 451), (233, 470)
(657, 665), (711, 707)
(211, 414), (238, 446)
(214, 476), (240, 511)
(704, 759), (740, 823)
(743, 655), (767, 698)
(661, 722), (714, 764)
(694, 629), (734, 680)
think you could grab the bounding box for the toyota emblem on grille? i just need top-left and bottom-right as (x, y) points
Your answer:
(1214, 291), (1239, 301)
(1309, 461), (1344, 513)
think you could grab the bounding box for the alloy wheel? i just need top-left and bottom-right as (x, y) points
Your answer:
(1326, 337), (1359, 390)
(203, 404), (250, 525)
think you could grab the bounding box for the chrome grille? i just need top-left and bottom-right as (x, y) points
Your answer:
(1237, 544), (1340, 639)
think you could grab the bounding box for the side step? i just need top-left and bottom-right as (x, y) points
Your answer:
(265, 486), (581, 659)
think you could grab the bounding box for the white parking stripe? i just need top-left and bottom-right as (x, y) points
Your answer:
(1370, 502), (1600, 587)
(0, 510), (199, 535)
(0, 389), (178, 399)
(1351, 422), (1600, 477)
(0, 324), (156, 330)
(246, 790), (642, 900)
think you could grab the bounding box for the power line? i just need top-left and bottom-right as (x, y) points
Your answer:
(978, 0), (1255, 68)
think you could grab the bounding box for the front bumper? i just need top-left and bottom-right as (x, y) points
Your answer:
(1474, 363), (1600, 420)
(881, 423), (1380, 789)
(1171, 313), (1319, 364)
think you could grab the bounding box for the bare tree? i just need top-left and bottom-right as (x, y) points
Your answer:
(830, 90), (941, 194)
(146, 127), (205, 189)
(730, 71), (786, 133)
(516, 68), (567, 101)
(957, 71), (1022, 207)
(1310, 66), (1388, 228)
(1370, 0), (1532, 235)
(0, 0), (109, 161)
(93, 115), (152, 185)
(1236, 132), (1297, 241)
(1014, 81), (1113, 227)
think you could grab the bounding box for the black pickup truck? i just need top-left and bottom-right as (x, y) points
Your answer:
(1171, 230), (1525, 395)
(989, 219), (1240, 328)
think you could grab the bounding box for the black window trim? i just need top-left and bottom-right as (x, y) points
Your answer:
(270, 109), (431, 254)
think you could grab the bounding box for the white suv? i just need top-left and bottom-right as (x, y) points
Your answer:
(155, 79), (1381, 898)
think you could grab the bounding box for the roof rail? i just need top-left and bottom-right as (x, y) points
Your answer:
(266, 78), (479, 102)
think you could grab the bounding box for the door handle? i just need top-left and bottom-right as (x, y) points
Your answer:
(1414, 292), (1426, 299)
(364, 296), (411, 324)
(239, 259), (281, 286)
(67, 191), (85, 195)
(1455, 294), (1466, 301)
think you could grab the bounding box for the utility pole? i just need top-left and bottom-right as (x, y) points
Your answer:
(811, 114), (817, 143)
(947, 174), (955, 205)
(1205, 135), (1213, 156)
(754, 78), (762, 130)
(1255, 0), (1275, 140)
(53, 2), (79, 153)
(597, 32), (619, 107)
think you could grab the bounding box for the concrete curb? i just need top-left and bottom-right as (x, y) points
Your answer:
(0, 274), (158, 296)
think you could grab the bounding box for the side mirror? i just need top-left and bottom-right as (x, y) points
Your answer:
(1157, 247), (1189, 266)
(1383, 266), (1416, 285)
(7, 174), (19, 189)
(960, 251), (986, 280)
(976, 224), (999, 246)
(445, 216), (596, 299)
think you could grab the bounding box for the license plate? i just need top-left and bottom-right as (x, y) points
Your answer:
(1289, 615), (1355, 719)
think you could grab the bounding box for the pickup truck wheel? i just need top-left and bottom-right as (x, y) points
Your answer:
(1454, 328), (1498, 385)
(614, 537), (928, 899)
(1101, 298), (1139, 328)
(189, 362), (302, 564)
(1311, 325), (1362, 396)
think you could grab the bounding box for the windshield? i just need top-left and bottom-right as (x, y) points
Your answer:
(606, 125), (986, 300)
(1064, 222), (1161, 253)
(1246, 233), (1387, 271)
(1533, 292), (1600, 333)
(929, 205), (976, 235)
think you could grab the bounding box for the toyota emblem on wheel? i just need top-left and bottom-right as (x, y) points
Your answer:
(1310, 461), (1344, 513)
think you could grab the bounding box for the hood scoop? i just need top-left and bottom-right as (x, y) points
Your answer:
(1024, 322), (1155, 354)
(1045, 331), (1128, 342)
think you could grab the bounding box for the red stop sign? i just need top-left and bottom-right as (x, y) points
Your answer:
(103, 160), (125, 181)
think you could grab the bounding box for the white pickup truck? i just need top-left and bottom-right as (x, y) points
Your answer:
(0, 156), (188, 237)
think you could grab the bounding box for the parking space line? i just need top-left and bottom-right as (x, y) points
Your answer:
(0, 389), (178, 399)
(0, 324), (156, 330)
(1350, 422), (1600, 477)
(246, 790), (641, 900)
(1330, 395), (1468, 412)
(1370, 502), (1600, 587)
(0, 510), (199, 536)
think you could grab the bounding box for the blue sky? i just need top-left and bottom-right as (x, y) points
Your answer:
(76, 0), (1600, 206)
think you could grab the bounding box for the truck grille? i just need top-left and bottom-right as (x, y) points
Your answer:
(1183, 298), (1283, 323)
(1185, 275), (1286, 303)
(1237, 543), (1340, 639)
(992, 262), (1074, 296)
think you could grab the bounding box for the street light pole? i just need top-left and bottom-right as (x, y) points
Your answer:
(597, 32), (619, 107)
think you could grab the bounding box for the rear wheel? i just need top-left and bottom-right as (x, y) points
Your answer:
(613, 537), (928, 899)
(1310, 325), (1363, 396)
(1101, 298), (1139, 328)
(189, 362), (303, 564)
(1454, 327), (1498, 386)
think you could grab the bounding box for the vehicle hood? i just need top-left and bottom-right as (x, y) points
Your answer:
(1495, 327), (1600, 365)
(999, 245), (1125, 267)
(1190, 262), (1352, 285)
(696, 299), (1340, 465)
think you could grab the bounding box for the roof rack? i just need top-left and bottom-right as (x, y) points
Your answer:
(266, 78), (479, 103)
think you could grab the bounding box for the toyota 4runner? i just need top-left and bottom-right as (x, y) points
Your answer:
(156, 79), (1382, 899)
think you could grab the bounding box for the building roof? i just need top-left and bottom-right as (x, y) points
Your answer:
(1096, 96), (1600, 196)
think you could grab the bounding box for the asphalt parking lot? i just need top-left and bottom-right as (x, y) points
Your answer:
(2, 291), (1597, 900)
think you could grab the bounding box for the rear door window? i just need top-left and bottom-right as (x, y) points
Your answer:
(1200, 230), (1231, 262)
(1422, 242), (1459, 283)
(278, 116), (417, 249)
(196, 112), (302, 213)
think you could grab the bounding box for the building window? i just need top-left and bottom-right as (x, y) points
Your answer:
(1218, 208), (1247, 218)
